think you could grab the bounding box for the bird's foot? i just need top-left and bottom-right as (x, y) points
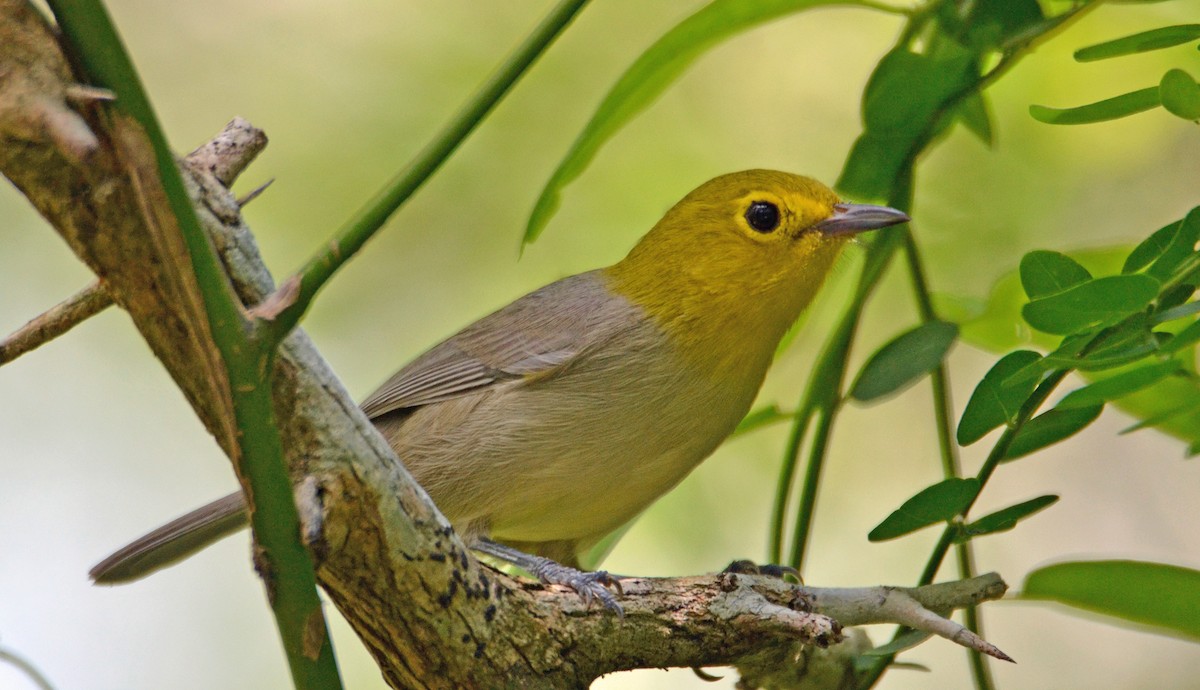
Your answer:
(472, 538), (625, 615)
(529, 558), (624, 614)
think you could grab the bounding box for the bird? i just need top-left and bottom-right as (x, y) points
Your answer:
(90, 169), (908, 608)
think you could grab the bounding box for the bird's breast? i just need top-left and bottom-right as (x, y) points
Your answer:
(388, 289), (774, 548)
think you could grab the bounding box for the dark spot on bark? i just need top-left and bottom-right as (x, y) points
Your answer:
(429, 552), (446, 563)
(790, 591), (813, 612)
(437, 580), (458, 608)
(718, 572), (739, 592)
(461, 634), (470, 643)
(474, 642), (485, 659)
(484, 604), (496, 622)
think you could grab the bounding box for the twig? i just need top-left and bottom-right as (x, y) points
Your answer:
(0, 644), (57, 690)
(260, 0), (593, 342)
(184, 116), (267, 187)
(806, 574), (1012, 662)
(0, 280), (112, 364)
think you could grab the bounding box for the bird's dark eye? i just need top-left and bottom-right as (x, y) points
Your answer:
(745, 201), (780, 233)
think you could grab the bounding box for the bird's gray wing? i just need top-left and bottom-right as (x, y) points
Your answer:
(358, 271), (616, 419)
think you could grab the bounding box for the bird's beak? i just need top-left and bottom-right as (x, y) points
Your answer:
(813, 203), (910, 237)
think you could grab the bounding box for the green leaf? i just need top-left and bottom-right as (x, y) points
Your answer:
(1002, 404), (1103, 461)
(957, 350), (1043, 445)
(1067, 337), (1163, 372)
(861, 47), (972, 136)
(868, 478), (980, 542)
(941, 247), (1130, 353)
(1122, 398), (1200, 435)
(1163, 318), (1200, 353)
(1161, 68), (1200, 120)
(850, 321), (958, 402)
(732, 404), (791, 437)
(837, 132), (913, 203)
(956, 495), (1059, 542)
(1057, 315), (1163, 371)
(1029, 87), (1161, 125)
(523, 0), (842, 243)
(1058, 361), (1182, 409)
(944, 0), (1044, 51)
(943, 249), (1200, 449)
(858, 629), (933, 657)
(1023, 560), (1200, 640)
(1078, 312), (1161, 360)
(1147, 207), (1200, 283)
(1022, 274), (1160, 335)
(1122, 220), (1179, 274)
(1153, 285), (1197, 317)
(957, 91), (994, 146)
(1074, 25), (1200, 62)
(1019, 250), (1092, 299)
(838, 41), (977, 200)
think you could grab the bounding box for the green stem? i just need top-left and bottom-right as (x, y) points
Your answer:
(918, 527), (959, 586)
(780, 225), (908, 570)
(0, 645), (56, 690)
(899, 229), (957, 481)
(267, 0), (592, 342)
(786, 405), (836, 569)
(1160, 250), (1200, 294)
(857, 0), (917, 14)
(770, 401), (813, 563)
(957, 541), (997, 690)
(48, 2), (341, 688)
(902, 226), (993, 685)
(857, 369), (1070, 690)
(852, 7), (1106, 690)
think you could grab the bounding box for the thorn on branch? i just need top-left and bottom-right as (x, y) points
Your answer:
(808, 572), (1013, 662)
(237, 178), (274, 208)
(248, 276), (301, 322)
(64, 84), (116, 103)
(0, 280), (113, 365)
(0, 2), (102, 165)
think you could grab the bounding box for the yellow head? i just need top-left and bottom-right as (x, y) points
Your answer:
(605, 169), (908, 351)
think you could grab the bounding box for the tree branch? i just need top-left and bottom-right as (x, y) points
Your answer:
(0, 279), (112, 364)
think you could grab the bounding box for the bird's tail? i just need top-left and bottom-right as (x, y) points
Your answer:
(90, 491), (249, 584)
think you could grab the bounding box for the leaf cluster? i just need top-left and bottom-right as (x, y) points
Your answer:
(1031, 24), (1200, 124)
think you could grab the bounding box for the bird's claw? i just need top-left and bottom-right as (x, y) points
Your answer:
(531, 559), (624, 615)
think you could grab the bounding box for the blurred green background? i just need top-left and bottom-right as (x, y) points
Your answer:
(2, 1), (1198, 688)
